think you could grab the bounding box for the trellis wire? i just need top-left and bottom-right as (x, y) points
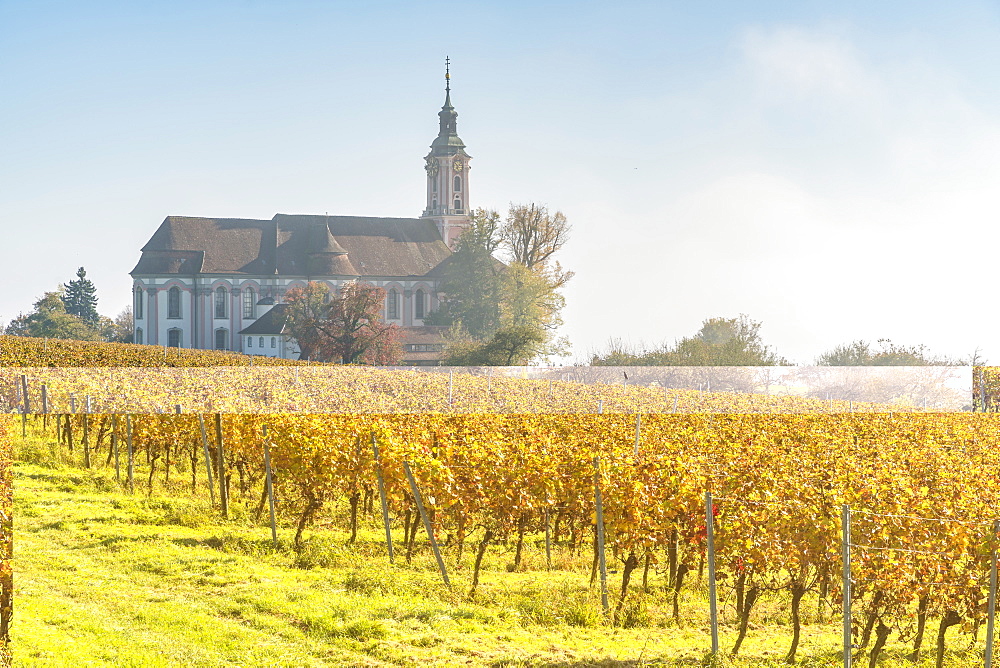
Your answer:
(852, 508), (993, 527)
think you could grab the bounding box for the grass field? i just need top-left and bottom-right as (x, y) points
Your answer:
(13, 431), (987, 667)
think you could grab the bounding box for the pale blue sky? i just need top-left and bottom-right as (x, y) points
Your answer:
(3, 1), (1000, 363)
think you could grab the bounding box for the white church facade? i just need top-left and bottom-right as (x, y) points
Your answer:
(130, 65), (472, 362)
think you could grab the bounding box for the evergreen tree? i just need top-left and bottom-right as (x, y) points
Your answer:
(62, 267), (99, 326)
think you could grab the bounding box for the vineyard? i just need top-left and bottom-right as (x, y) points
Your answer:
(14, 411), (1000, 665)
(4, 367), (920, 414)
(5, 337), (1000, 664)
(974, 367), (1000, 412)
(0, 335), (315, 368)
(0, 418), (9, 668)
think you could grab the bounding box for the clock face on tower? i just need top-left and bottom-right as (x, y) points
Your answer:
(452, 160), (464, 172)
(425, 158), (439, 176)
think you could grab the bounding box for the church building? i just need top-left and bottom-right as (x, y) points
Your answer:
(130, 65), (472, 363)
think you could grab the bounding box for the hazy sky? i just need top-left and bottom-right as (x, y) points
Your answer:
(3, 1), (999, 364)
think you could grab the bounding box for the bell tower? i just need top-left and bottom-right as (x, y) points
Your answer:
(421, 58), (471, 248)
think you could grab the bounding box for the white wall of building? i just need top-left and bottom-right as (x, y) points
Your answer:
(133, 275), (440, 359)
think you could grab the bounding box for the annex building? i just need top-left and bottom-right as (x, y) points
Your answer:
(130, 66), (472, 363)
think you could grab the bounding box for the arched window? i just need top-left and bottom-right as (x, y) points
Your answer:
(135, 328), (143, 345)
(168, 287), (181, 319)
(167, 328), (182, 348)
(215, 287), (228, 319)
(134, 288), (144, 320)
(271, 337), (276, 348)
(414, 289), (425, 320)
(454, 175), (461, 192)
(215, 329), (229, 350)
(243, 288), (256, 319)
(387, 288), (399, 320)
(247, 336), (253, 348)
(259, 336), (265, 348)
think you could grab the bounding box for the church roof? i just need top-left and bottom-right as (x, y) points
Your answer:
(239, 304), (289, 335)
(131, 214), (452, 279)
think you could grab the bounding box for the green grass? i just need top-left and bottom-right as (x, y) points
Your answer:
(12, 429), (987, 666)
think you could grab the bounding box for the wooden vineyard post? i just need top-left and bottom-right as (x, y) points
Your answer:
(371, 434), (394, 564)
(633, 413), (641, 459)
(20, 373), (27, 437)
(41, 384), (48, 429)
(705, 490), (719, 657)
(197, 415), (216, 506)
(403, 461), (449, 586)
(448, 370), (454, 407)
(111, 414), (121, 482)
(544, 508), (552, 571)
(215, 413), (228, 519)
(69, 395), (76, 414)
(981, 368), (989, 413)
(262, 426), (278, 548)
(66, 414), (74, 453)
(842, 504), (852, 668)
(82, 405), (91, 469)
(20, 375), (29, 415)
(593, 457), (609, 618)
(987, 519), (999, 668)
(125, 414), (135, 493)
(597, 400), (603, 414)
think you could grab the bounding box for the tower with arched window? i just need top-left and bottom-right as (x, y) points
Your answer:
(420, 58), (472, 248)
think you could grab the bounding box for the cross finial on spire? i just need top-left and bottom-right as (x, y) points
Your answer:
(445, 56), (451, 93)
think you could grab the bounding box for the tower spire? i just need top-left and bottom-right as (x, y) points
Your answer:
(442, 56), (454, 112)
(436, 58), (459, 139)
(423, 59), (471, 247)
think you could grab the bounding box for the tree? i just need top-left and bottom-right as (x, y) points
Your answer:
(671, 315), (788, 365)
(62, 267), (100, 326)
(427, 209), (505, 339)
(816, 339), (963, 366)
(283, 281), (401, 364)
(5, 289), (102, 341)
(591, 314), (788, 366)
(500, 203), (570, 271)
(103, 307), (134, 343)
(430, 205), (572, 363)
(500, 261), (567, 334)
(444, 324), (547, 366)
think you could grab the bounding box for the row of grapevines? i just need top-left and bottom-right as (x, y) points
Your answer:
(50, 412), (1000, 662)
(0, 416), (11, 664)
(6, 367), (911, 414)
(0, 335), (316, 367)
